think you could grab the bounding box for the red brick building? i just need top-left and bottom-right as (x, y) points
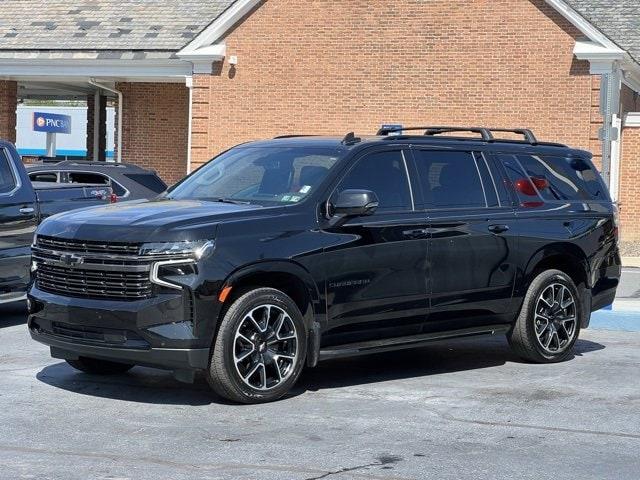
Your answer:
(1, 0), (639, 244)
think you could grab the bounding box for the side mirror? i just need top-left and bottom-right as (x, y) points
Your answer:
(332, 189), (379, 217)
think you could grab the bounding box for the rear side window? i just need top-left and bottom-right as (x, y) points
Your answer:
(413, 150), (487, 209)
(68, 172), (110, 185)
(516, 154), (609, 202)
(335, 150), (413, 212)
(29, 172), (58, 183)
(124, 173), (167, 194)
(0, 150), (17, 194)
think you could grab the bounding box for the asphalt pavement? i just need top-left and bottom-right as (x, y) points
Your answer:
(0, 268), (638, 479)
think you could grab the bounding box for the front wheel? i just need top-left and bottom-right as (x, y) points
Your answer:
(508, 269), (582, 363)
(207, 288), (307, 403)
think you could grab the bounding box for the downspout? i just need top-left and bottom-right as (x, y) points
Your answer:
(88, 79), (123, 164)
(186, 76), (193, 174)
(599, 67), (622, 196)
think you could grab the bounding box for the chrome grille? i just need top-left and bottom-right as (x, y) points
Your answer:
(36, 236), (141, 255)
(33, 236), (153, 301)
(36, 264), (152, 300)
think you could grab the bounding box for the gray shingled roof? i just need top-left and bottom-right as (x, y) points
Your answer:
(564, 1), (640, 63)
(0, 1), (237, 51)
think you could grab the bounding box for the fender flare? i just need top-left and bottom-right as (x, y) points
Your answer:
(222, 260), (324, 367)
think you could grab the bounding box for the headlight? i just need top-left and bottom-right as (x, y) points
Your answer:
(145, 240), (214, 290)
(139, 240), (215, 259)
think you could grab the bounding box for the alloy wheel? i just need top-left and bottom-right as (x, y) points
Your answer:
(233, 304), (298, 390)
(534, 283), (577, 354)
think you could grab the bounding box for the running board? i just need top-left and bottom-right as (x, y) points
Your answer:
(318, 324), (511, 361)
(0, 292), (27, 305)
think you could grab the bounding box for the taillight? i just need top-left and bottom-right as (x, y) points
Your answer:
(530, 177), (549, 191)
(109, 193), (118, 204)
(515, 178), (537, 196)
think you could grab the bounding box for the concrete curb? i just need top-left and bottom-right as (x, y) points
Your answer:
(622, 257), (640, 268)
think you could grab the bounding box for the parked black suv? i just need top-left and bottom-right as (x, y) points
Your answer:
(28, 127), (621, 403)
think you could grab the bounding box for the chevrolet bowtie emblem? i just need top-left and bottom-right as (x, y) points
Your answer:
(60, 253), (84, 267)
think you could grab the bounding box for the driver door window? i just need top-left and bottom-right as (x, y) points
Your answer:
(0, 150), (17, 195)
(334, 150), (414, 213)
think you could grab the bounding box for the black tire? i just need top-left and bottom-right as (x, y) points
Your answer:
(207, 287), (307, 404)
(66, 357), (134, 375)
(508, 269), (583, 363)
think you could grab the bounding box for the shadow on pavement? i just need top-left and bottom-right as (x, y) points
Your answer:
(35, 334), (606, 406)
(0, 302), (28, 328)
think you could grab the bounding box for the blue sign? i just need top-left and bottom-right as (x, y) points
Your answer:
(33, 112), (72, 134)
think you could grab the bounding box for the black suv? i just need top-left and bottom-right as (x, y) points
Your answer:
(28, 127), (621, 403)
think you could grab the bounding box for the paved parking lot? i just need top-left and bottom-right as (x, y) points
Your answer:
(1, 271), (639, 480)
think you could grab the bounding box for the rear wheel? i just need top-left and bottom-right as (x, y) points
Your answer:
(207, 287), (307, 404)
(66, 357), (134, 375)
(508, 269), (582, 363)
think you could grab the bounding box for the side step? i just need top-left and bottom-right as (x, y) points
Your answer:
(318, 324), (511, 361)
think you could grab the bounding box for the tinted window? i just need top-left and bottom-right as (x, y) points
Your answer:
(111, 181), (127, 197)
(516, 154), (609, 201)
(68, 172), (110, 185)
(497, 154), (540, 205)
(124, 173), (167, 193)
(335, 150), (413, 212)
(0, 150), (16, 194)
(169, 146), (340, 205)
(413, 150), (486, 208)
(29, 172), (58, 183)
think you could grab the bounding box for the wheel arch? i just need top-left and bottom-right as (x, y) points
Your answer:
(219, 260), (324, 367)
(523, 243), (590, 290)
(521, 243), (592, 328)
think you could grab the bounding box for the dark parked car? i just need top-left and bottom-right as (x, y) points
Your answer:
(26, 160), (167, 200)
(28, 127), (621, 403)
(0, 141), (113, 305)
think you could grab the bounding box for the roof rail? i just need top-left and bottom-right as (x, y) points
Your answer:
(376, 125), (540, 145)
(273, 134), (317, 139)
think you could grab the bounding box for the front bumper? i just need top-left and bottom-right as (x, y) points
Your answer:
(28, 285), (212, 372)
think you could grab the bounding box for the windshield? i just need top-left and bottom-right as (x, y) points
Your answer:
(168, 146), (341, 205)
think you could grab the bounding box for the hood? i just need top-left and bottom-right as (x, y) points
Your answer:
(36, 199), (267, 243)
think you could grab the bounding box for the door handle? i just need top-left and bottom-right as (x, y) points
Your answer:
(19, 207), (35, 215)
(402, 228), (428, 238)
(488, 224), (509, 234)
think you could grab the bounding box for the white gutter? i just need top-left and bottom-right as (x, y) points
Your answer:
(89, 79), (123, 164)
(186, 76), (194, 174)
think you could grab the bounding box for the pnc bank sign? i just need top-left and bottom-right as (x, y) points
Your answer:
(32, 112), (72, 134)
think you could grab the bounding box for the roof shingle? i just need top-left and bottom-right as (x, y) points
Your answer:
(0, 0), (237, 51)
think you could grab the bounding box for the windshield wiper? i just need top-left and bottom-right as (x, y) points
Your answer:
(204, 197), (253, 205)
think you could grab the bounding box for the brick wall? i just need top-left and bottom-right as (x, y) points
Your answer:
(117, 82), (189, 185)
(619, 84), (640, 242)
(619, 126), (640, 242)
(191, 0), (592, 169)
(0, 80), (17, 143)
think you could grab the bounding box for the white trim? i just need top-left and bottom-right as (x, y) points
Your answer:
(179, 0), (262, 54)
(0, 58), (191, 80)
(545, 0), (621, 51)
(624, 112), (640, 128)
(177, 44), (227, 74)
(573, 40), (625, 75)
